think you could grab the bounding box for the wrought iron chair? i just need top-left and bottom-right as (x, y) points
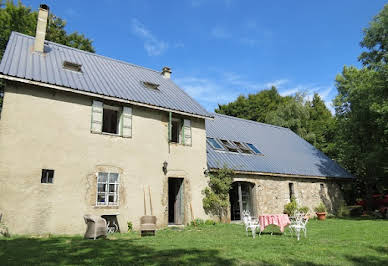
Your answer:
(242, 210), (260, 238)
(288, 212), (309, 241)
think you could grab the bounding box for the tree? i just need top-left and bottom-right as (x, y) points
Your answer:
(202, 167), (234, 222)
(358, 4), (388, 68)
(0, 0), (95, 62)
(216, 86), (287, 123)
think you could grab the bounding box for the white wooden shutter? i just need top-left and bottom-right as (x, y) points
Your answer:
(183, 119), (191, 146)
(122, 106), (132, 138)
(91, 100), (103, 133)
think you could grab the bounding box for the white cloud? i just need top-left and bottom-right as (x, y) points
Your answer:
(131, 19), (168, 56)
(211, 26), (231, 39)
(265, 79), (289, 89)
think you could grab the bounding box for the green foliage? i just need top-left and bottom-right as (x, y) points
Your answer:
(314, 202), (327, 213)
(127, 221), (133, 232)
(216, 86), (288, 123)
(0, 0), (95, 63)
(202, 167), (234, 221)
(204, 219), (217, 225)
(359, 4), (388, 68)
(190, 218), (205, 226)
(298, 206), (310, 214)
(335, 201), (350, 218)
(284, 197), (298, 216)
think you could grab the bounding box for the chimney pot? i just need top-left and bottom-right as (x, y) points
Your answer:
(34, 4), (49, 53)
(161, 66), (172, 79)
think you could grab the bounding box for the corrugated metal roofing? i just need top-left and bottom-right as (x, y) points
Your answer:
(0, 32), (212, 118)
(206, 113), (353, 178)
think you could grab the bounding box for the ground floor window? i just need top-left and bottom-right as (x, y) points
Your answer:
(97, 172), (119, 206)
(229, 182), (254, 221)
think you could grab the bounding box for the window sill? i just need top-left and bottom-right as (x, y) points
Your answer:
(94, 205), (119, 209)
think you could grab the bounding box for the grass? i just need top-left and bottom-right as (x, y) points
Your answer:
(0, 218), (387, 265)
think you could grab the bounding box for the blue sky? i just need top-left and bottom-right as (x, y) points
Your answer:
(24, 0), (387, 113)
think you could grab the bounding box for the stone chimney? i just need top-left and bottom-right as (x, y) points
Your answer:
(161, 66), (172, 79)
(34, 4), (49, 53)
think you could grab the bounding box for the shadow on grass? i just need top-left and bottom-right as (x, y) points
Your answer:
(0, 237), (235, 266)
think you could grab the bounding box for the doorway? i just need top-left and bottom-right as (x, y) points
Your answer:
(229, 182), (255, 221)
(168, 178), (184, 224)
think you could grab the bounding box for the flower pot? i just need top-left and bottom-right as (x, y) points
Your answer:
(316, 212), (326, 220)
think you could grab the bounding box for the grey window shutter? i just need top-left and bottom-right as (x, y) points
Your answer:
(122, 106), (132, 138)
(183, 119), (191, 146)
(91, 100), (103, 133)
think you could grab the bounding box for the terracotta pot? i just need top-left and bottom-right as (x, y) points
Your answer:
(316, 212), (326, 220)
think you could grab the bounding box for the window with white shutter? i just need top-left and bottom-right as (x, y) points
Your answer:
(91, 100), (103, 133)
(121, 106), (132, 138)
(183, 119), (192, 146)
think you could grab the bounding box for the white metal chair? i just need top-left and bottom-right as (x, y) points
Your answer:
(242, 210), (260, 238)
(289, 212), (309, 241)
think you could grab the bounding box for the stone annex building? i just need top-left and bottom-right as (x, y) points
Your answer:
(0, 5), (353, 235)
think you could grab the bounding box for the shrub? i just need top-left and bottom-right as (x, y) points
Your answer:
(314, 202), (327, 213)
(284, 197), (298, 216)
(190, 218), (205, 226)
(202, 167), (234, 222)
(205, 219), (217, 225)
(298, 206), (310, 214)
(127, 221), (133, 232)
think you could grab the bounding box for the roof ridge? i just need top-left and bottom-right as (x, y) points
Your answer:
(11, 31), (161, 74)
(213, 112), (289, 131)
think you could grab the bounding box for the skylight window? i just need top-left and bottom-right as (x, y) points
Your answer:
(246, 143), (262, 154)
(63, 61), (82, 72)
(233, 141), (253, 154)
(207, 138), (224, 150)
(220, 139), (239, 153)
(143, 81), (159, 90)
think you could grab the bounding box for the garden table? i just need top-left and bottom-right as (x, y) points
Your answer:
(258, 214), (291, 235)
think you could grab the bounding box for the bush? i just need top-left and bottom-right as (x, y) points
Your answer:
(190, 218), (205, 226)
(127, 221), (133, 232)
(284, 197), (298, 216)
(298, 206), (310, 214)
(314, 202), (327, 213)
(205, 220), (217, 225)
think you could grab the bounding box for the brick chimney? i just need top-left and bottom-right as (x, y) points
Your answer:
(34, 4), (49, 53)
(161, 66), (172, 79)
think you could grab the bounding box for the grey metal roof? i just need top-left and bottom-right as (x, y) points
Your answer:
(206, 113), (353, 178)
(0, 32), (212, 118)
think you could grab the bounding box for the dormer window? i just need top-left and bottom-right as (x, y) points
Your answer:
(142, 81), (159, 90)
(63, 61), (82, 72)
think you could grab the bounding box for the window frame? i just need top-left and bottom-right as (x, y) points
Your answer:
(233, 141), (253, 154)
(96, 172), (120, 206)
(220, 139), (239, 153)
(102, 104), (122, 135)
(246, 143), (262, 155)
(207, 138), (224, 150)
(170, 117), (182, 144)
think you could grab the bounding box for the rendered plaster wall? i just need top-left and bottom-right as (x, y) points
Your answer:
(233, 175), (344, 216)
(0, 81), (209, 235)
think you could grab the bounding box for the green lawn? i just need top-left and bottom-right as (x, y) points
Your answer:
(0, 218), (387, 265)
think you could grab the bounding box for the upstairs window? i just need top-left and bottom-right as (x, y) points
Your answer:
(233, 141), (252, 154)
(289, 183), (295, 200)
(171, 119), (181, 143)
(97, 172), (119, 206)
(102, 105), (121, 134)
(246, 143), (262, 154)
(41, 169), (54, 183)
(220, 139), (239, 153)
(63, 61), (82, 72)
(207, 138), (224, 150)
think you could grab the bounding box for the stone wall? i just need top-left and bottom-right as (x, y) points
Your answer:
(233, 174), (345, 216)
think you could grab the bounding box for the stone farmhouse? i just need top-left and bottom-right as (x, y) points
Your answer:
(0, 5), (352, 235)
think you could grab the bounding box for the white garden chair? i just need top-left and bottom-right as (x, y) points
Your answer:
(289, 212), (309, 241)
(242, 210), (260, 238)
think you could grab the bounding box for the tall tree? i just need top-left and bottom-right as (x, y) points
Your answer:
(334, 4), (388, 198)
(216, 86), (287, 123)
(0, 0), (95, 61)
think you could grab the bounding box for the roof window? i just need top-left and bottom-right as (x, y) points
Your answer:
(143, 81), (159, 90)
(63, 61), (82, 72)
(220, 139), (239, 153)
(207, 138), (224, 150)
(233, 141), (253, 154)
(246, 143), (262, 154)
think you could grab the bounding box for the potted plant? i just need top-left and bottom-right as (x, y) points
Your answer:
(314, 203), (327, 220)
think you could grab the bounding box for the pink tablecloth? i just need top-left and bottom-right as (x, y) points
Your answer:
(259, 214), (291, 233)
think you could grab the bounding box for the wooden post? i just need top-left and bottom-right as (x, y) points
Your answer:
(238, 182), (243, 220)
